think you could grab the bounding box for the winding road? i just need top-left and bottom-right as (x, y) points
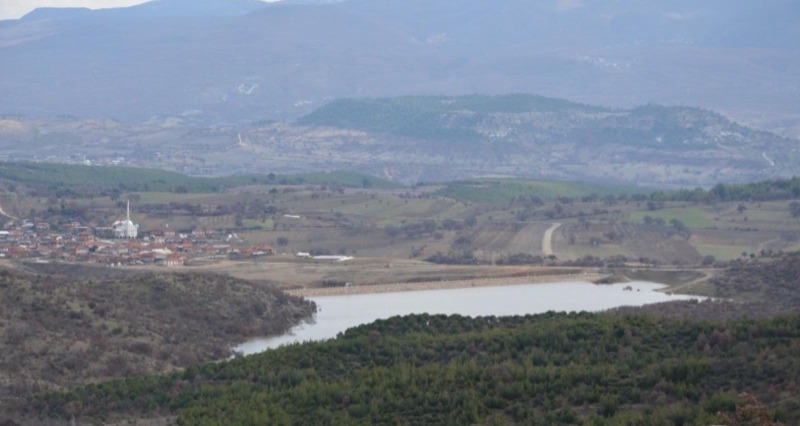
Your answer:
(659, 269), (716, 293)
(0, 199), (18, 221)
(542, 223), (561, 257)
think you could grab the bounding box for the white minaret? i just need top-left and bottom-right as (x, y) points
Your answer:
(114, 200), (138, 239)
(126, 200), (137, 238)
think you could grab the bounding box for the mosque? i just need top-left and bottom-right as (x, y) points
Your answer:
(113, 200), (138, 239)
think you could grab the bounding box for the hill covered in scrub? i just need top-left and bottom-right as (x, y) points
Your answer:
(0, 264), (316, 407)
(295, 95), (797, 186)
(1, 94), (796, 187)
(614, 252), (800, 320)
(16, 312), (799, 425)
(298, 95), (609, 143)
(708, 252), (800, 310)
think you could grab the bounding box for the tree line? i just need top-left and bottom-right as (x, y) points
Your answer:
(18, 311), (799, 425)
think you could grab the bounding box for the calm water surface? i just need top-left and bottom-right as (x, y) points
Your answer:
(235, 281), (700, 355)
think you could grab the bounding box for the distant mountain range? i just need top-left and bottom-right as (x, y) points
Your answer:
(1, 0), (798, 137)
(19, 0), (268, 20)
(1, 94), (796, 187)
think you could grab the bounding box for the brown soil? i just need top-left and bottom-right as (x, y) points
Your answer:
(179, 257), (595, 291)
(288, 271), (605, 297)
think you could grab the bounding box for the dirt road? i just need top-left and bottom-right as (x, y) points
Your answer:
(542, 223), (561, 257)
(0, 199), (17, 220)
(659, 269), (716, 293)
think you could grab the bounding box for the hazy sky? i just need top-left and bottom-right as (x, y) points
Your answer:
(0, 0), (279, 20)
(1, 1), (145, 19)
(2, 0), (587, 20)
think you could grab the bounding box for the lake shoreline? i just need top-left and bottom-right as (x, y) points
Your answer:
(239, 280), (702, 355)
(286, 272), (607, 297)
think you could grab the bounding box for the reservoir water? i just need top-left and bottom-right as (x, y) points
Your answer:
(235, 281), (701, 355)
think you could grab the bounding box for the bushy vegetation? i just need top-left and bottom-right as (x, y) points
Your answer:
(629, 208), (713, 228)
(299, 95), (605, 142)
(597, 104), (760, 149)
(7, 160), (800, 206)
(436, 179), (646, 204)
(651, 177), (800, 203)
(294, 171), (399, 189)
(0, 162), (397, 197)
(436, 176), (800, 206)
(299, 96), (777, 155)
(0, 266), (315, 405)
(709, 252), (800, 309)
(618, 252), (800, 320)
(22, 312), (799, 425)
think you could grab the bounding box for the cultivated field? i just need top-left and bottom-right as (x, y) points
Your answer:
(6, 167), (800, 292)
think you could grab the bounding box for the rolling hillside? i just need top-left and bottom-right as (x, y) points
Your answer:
(0, 265), (316, 406)
(0, 161), (398, 195)
(0, 0), (798, 135)
(292, 95), (798, 185)
(16, 312), (800, 424)
(1, 94), (796, 187)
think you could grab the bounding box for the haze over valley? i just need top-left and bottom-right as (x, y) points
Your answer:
(1, 1), (800, 424)
(1, 95), (798, 187)
(1, 0), (799, 134)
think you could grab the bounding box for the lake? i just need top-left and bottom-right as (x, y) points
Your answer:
(235, 281), (701, 355)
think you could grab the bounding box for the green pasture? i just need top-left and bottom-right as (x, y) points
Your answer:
(693, 244), (752, 260)
(628, 207), (714, 228)
(333, 198), (468, 227)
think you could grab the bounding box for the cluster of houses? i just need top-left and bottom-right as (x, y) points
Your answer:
(0, 220), (275, 267)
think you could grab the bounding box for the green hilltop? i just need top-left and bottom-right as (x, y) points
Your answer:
(297, 94), (781, 152)
(299, 94), (608, 143)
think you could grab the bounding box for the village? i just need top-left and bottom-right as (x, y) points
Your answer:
(0, 201), (275, 267)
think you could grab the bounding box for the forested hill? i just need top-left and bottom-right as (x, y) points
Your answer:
(298, 95), (608, 142)
(0, 265), (316, 407)
(2, 94), (796, 186)
(20, 311), (799, 424)
(293, 95), (798, 185)
(300, 95), (784, 150)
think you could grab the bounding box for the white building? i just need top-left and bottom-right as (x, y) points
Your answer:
(113, 200), (138, 239)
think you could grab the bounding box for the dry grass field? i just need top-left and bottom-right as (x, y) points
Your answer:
(185, 257), (585, 291)
(8, 178), (800, 292)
